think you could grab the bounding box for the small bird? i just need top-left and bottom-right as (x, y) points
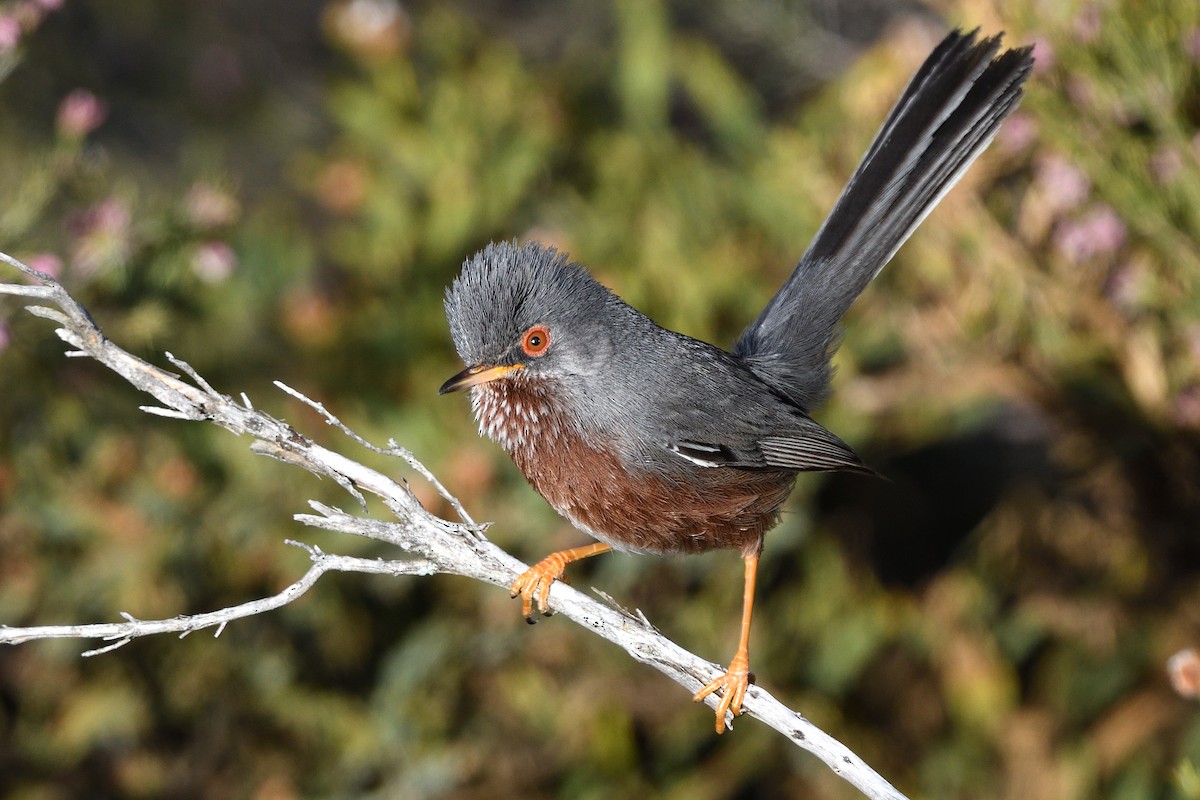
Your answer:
(440, 29), (1033, 733)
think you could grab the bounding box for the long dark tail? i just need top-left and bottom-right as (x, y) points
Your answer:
(734, 29), (1033, 410)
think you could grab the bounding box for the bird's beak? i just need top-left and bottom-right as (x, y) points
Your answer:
(438, 363), (525, 395)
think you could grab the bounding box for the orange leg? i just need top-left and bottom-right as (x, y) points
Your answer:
(511, 543), (612, 621)
(693, 552), (759, 733)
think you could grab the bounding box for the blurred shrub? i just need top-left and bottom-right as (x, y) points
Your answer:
(0, 0), (1197, 798)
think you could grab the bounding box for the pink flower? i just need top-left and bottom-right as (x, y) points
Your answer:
(1036, 154), (1091, 215)
(0, 321), (9, 353)
(56, 89), (108, 139)
(70, 198), (131, 276)
(26, 252), (63, 279)
(35, 0), (64, 11)
(1030, 36), (1056, 74)
(183, 183), (239, 229)
(191, 241), (237, 283)
(997, 112), (1038, 155)
(1053, 205), (1127, 264)
(0, 14), (20, 52)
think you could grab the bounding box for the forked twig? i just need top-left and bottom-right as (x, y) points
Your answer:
(0, 252), (908, 800)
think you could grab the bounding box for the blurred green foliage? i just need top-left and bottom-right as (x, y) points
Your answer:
(0, 0), (1198, 797)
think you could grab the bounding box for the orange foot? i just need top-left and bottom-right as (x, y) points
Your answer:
(509, 543), (612, 622)
(693, 650), (752, 734)
(510, 553), (571, 621)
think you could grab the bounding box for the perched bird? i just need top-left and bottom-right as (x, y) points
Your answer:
(440, 29), (1033, 733)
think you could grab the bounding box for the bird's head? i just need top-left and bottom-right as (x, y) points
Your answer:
(439, 240), (622, 396)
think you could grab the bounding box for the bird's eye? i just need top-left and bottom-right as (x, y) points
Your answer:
(521, 325), (551, 357)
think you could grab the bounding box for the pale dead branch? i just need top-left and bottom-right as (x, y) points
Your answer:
(0, 251), (908, 800)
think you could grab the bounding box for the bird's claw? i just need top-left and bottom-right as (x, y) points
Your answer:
(693, 653), (754, 734)
(510, 554), (572, 621)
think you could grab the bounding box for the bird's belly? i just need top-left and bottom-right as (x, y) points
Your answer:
(472, 382), (795, 556)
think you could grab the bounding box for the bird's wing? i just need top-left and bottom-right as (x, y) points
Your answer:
(667, 413), (870, 474)
(622, 331), (872, 475)
(643, 349), (870, 473)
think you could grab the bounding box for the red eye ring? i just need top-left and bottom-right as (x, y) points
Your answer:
(521, 325), (551, 357)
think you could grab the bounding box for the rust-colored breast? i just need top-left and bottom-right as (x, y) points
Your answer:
(471, 378), (795, 556)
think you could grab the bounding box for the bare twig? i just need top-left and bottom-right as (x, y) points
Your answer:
(0, 253), (908, 800)
(0, 544), (436, 654)
(275, 379), (478, 527)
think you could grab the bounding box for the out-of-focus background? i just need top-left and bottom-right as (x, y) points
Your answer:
(0, 0), (1197, 797)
